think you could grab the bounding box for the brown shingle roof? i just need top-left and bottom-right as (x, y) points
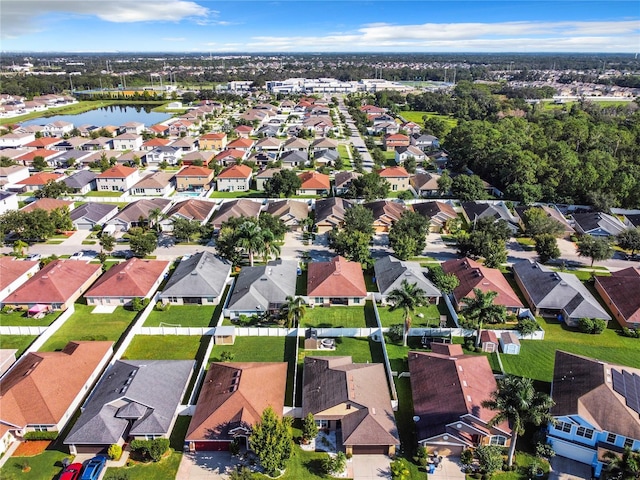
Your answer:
(98, 165), (137, 179)
(17, 172), (63, 185)
(21, 198), (73, 213)
(0, 341), (113, 428)
(165, 199), (216, 222)
(176, 166), (213, 178)
(0, 257), (39, 293)
(84, 258), (169, 299)
(307, 256), (366, 298)
(217, 164), (252, 179)
(2, 260), (101, 306)
(378, 166), (409, 178)
(211, 199), (261, 227)
(298, 171), (330, 190)
(186, 362), (287, 442)
(594, 267), (640, 325)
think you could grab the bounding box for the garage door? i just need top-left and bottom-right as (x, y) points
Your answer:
(352, 445), (389, 455)
(75, 445), (107, 454)
(550, 438), (596, 465)
(193, 441), (230, 451)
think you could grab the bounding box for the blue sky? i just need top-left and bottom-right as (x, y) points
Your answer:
(1, 0), (639, 53)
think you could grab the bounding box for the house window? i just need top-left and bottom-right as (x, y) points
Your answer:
(576, 426), (594, 440)
(606, 433), (617, 444)
(315, 298), (323, 304)
(489, 436), (507, 446)
(315, 419), (329, 429)
(554, 421), (572, 433)
(353, 298), (360, 304)
(33, 425), (49, 432)
(624, 438), (634, 449)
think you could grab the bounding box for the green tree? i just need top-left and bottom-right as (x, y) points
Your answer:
(451, 174), (487, 201)
(281, 296), (306, 329)
(328, 229), (373, 267)
(260, 228), (281, 263)
(301, 412), (318, 444)
(32, 156), (47, 171)
(482, 375), (555, 467)
(428, 264), (460, 294)
(602, 447), (640, 480)
(403, 156), (417, 174)
(461, 289), (506, 346)
(577, 236), (613, 267)
(534, 234), (561, 264)
(236, 221), (264, 267)
(437, 170), (453, 196)
(389, 211), (429, 260)
(215, 224), (242, 266)
(390, 458), (411, 480)
(129, 231), (157, 257)
(474, 445), (504, 475)
(617, 227), (640, 256)
(517, 318), (539, 336)
(12, 239), (28, 257)
(522, 208), (565, 237)
(99, 233), (116, 253)
(229, 466), (254, 480)
(264, 170), (302, 198)
(258, 212), (288, 239)
(34, 180), (71, 199)
(172, 218), (202, 243)
(49, 207), (73, 231)
(250, 406), (292, 477)
(148, 208), (164, 233)
(344, 204), (375, 236)
(387, 279), (429, 347)
(424, 116), (448, 138)
(346, 172), (390, 201)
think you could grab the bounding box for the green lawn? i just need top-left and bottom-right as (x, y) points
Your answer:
(0, 309), (62, 327)
(499, 317), (640, 383)
(144, 304), (220, 327)
(254, 446), (342, 480)
(39, 304), (138, 351)
(298, 337), (375, 364)
(377, 303), (443, 328)
(207, 190), (263, 198)
(122, 335), (204, 360)
(104, 451), (182, 480)
(0, 449), (70, 480)
(0, 335), (37, 357)
(399, 110), (458, 129)
(209, 336), (286, 363)
(337, 143), (351, 162)
(301, 306), (367, 328)
(85, 191), (123, 197)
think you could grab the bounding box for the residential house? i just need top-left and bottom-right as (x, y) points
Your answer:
(572, 212), (628, 237)
(265, 199), (309, 231)
(24, 138), (63, 152)
(314, 197), (354, 233)
(41, 120), (74, 137)
(149, 124), (170, 137)
(214, 149), (247, 166)
(217, 164), (253, 192)
(547, 351), (640, 478)
(16, 149), (63, 167)
(303, 117), (333, 136)
(302, 356), (399, 456)
(0, 257), (40, 303)
(374, 256), (441, 305)
(395, 145), (427, 165)
(461, 201), (521, 235)
(401, 122), (422, 135)
(70, 202), (118, 230)
(63, 170), (97, 194)
(129, 172), (174, 196)
(411, 133), (439, 151)
(372, 121), (400, 135)
(255, 137), (282, 153)
(170, 136), (198, 153)
(383, 134), (410, 151)
(84, 258), (170, 307)
(145, 146), (183, 166)
(0, 341), (113, 454)
(96, 165), (140, 192)
(246, 151), (277, 169)
(361, 105), (387, 115)
(310, 137), (338, 153)
(160, 252), (231, 305)
(314, 149), (339, 167)
(334, 171), (362, 196)
(82, 137), (113, 151)
(181, 150), (215, 167)
(234, 125), (253, 138)
(297, 171), (330, 196)
(64, 359), (194, 455)
(379, 166), (410, 192)
(112, 133), (143, 151)
(175, 166), (214, 192)
(225, 260), (298, 318)
(226, 137), (255, 153)
(515, 205), (575, 239)
(594, 267), (640, 329)
(53, 136), (90, 151)
(280, 150), (308, 168)
(161, 199), (217, 231)
(411, 172), (441, 197)
(512, 260), (611, 326)
(199, 132), (228, 151)
(104, 198), (171, 233)
(141, 137), (171, 151)
(120, 121), (145, 135)
(0, 192), (18, 215)
(211, 199), (262, 230)
(365, 200), (408, 232)
(255, 168), (281, 191)
(409, 344), (512, 455)
(442, 257), (524, 313)
(0, 131), (35, 148)
(185, 362), (287, 451)
(282, 137), (309, 153)
(21, 198), (73, 214)
(1, 260), (102, 311)
(307, 256), (367, 307)
(51, 149), (91, 168)
(0, 165), (29, 185)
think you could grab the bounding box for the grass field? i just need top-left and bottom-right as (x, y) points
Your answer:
(399, 111), (458, 129)
(209, 336), (286, 363)
(39, 304), (138, 351)
(377, 303), (444, 328)
(298, 336), (375, 364)
(253, 446), (342, 480)
(144, 304), (219, 327)
(301, 305), (372, 328)
(0, 449), (70, 480)
(207, 190), (263, 198)
(104, 452), (182, 480)
(0, 335), (37, 357)
(84, 191), (123, 197)
(122, 335), (204, 360)
(0, 309), (62, 327)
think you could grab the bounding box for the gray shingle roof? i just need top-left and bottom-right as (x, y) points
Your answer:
(160, 252), (231, 300)
(63, 170), (97, 189)
(65, 359), (194, 445)
(70, 202), (118, 223)
(374, 256), (441, 298)
(227, 259), (297, 312)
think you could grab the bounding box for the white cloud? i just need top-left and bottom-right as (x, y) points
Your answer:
(1, 0), (211, 38)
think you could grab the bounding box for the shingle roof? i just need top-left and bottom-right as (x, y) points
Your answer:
(227, 260), (297, 311)
(63, 170), (97, 189)
(334, 171), (362, 189)
(186, 362), (287, 442)
(65, 359), (194, 445)
(131, 172), (174, 189)
(165, 199), (216, 222)
(217, 164), (252, 179)
(98, 165), (137, 179)
(211, 199), (262, 228)
(160, 252), (231, 300)
(112, 198), (171, 224)
(314, 197), (354, 228)
(412, 201), (457, 222)
(302, 357), (399, 446)
(594, 267), (640, 325)
(265, 199), (308, 223)
(0, 257), (39, 293)
(374, 255), (441, 298)
(307, 256), (366, 298)
(70, 202), (118, 223)
(21, 198), (73, 213)
(572, 212), (627, 236)
(84, 258), (169, 299)
(298, 171), (330, 190)
(0, 341), (113, 428)
(364, 200), (407, 226)
(214, 149), (245, 161)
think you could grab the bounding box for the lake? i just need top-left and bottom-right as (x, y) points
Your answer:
(21, 105), (172, 128)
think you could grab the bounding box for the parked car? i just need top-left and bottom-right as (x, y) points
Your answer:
(25, 253), (41, 261)
(60, 462), (83, 480)
(80, 456), (107, 480)
(112, 249), (133, 259)
(69, 251), (83, 260)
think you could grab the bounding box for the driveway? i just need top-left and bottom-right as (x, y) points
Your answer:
(428, 456), (466, 480)
(352, 455), (391, 480)
(549, 456), (592, 480)
(176, 452), (238, 480)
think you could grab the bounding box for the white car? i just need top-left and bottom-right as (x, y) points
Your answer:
(69, 251), (84, 260)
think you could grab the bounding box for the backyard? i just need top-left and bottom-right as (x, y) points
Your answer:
(39, 304), (138, 351)
(0, 449), (70, 480)
(122, 335), (205, 360)
(300, 305), (377, 328)
(0, 335), (37, 357)
(0, 309), (63, 327)
(399, 110), (458, 129)
(144, 303), (221, 328)
(377, 302), (447, 328)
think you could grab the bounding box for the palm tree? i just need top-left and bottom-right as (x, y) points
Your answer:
(12, 240), (28, 257)
(461, 288), (506, 347)
(282, 296), (306, 329)
(236, 221), (264, 267)
(260, 229), (281, 263)
(148, 208), (163, 232)
(387, 279), (428, 347)
(482, 375), (555, 467)
(602, 448), (640, 480)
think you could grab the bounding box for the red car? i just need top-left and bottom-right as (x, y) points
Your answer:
(60, 462), (83, 480)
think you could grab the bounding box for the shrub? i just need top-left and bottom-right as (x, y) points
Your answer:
(301, 413), (318, 444)
(104, 471), (130, 480)
(517, 318), (539, 336)
(460, 448), (474, 467)
(220, 351), (235, 362)
(108, 444), (122, 460)
(154, 301), (170, 312)
(130, 297), (150, 312)
(129, 438), (169, 462)
(24, 431), (58, 441)
(386, 324), (404, 344)
(229, 438), (241, 456)
(578, 317), (606, 334)
(535, 442), (556, 459)
(621, 327), (640, 338)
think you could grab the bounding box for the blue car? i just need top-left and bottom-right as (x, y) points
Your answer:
(80, 456), (107, 480)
